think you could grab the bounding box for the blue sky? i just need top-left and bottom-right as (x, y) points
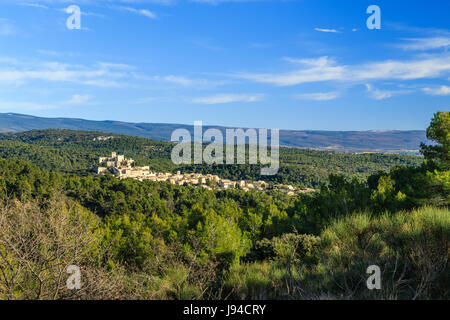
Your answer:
(0, 0), (449, 130)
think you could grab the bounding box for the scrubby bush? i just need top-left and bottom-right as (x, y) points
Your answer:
(321, 206), (449, 299)
(0, 196), (123, 299)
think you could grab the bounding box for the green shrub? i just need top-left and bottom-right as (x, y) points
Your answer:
(321, 206), (449, 299)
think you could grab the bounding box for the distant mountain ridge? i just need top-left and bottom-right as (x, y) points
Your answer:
(0, 113), (428, 154)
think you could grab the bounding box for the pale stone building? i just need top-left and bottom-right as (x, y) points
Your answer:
(95, 152), (310, 196)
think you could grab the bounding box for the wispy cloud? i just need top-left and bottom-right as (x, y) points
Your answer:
(398, 36), (450, 51)
(365, 84), (411, 100)
(64, 94), (91, 104)
(0, 59), (139, 88)
(80, 10), (105, 18)
(422, 85), (450, 96)
(190, 93), (263, 104)
(353, 55), (450, 81)
(119, 6), (157, 19)
(237, 56), (345, 86)
(152, 74), (227, 88)
(97, 62), (136, 71)
(158, 75), (200, 86)
(237, 55), (450, 86)
(314, 28), (340, 33)
(0, 56), (227, 91)
(294, 91), (340, 101)
(18, 2), (48, 9)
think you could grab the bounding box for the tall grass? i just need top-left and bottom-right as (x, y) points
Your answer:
(225, 206), (449, 300)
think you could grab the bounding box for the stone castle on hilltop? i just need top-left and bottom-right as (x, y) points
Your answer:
(96, 152), (152, 179)
(96, 152), (313, 195)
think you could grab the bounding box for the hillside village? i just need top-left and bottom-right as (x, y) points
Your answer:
(96, 152), (314, 195)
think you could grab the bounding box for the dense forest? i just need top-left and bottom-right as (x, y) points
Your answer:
(0, 111), (448, 300)
(0, 128), (423, 188)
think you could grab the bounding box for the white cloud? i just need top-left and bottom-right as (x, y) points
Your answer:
(238, 56), (345, 86)
(365, 84), (393, 100)
(237, 55), (450, 86)
(190, 93), (263, 104)
(97, 62), (136, 70)
(160, 75), (198, 86)
(398, 37), (450, 51)
(422, 85), (450, 96)
(19, 2), (48, 9)
(0, 57), (228, 91)
(0, 59), (138, 87)
(64, 94), (91, 104)
(353, 55), (450, 81)
(120, 7), (157, 19)
(365, 84), (411, 100)
(294, 91), (340, 101)
(152, 75), (227, 88)
(314, 28), (340, 33)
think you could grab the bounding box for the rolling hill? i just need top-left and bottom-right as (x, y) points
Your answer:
(0, 113), (428, 154)
(0, 129), (423, 188)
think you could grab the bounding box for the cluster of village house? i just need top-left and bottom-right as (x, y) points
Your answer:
(96, 152), (313, 195)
